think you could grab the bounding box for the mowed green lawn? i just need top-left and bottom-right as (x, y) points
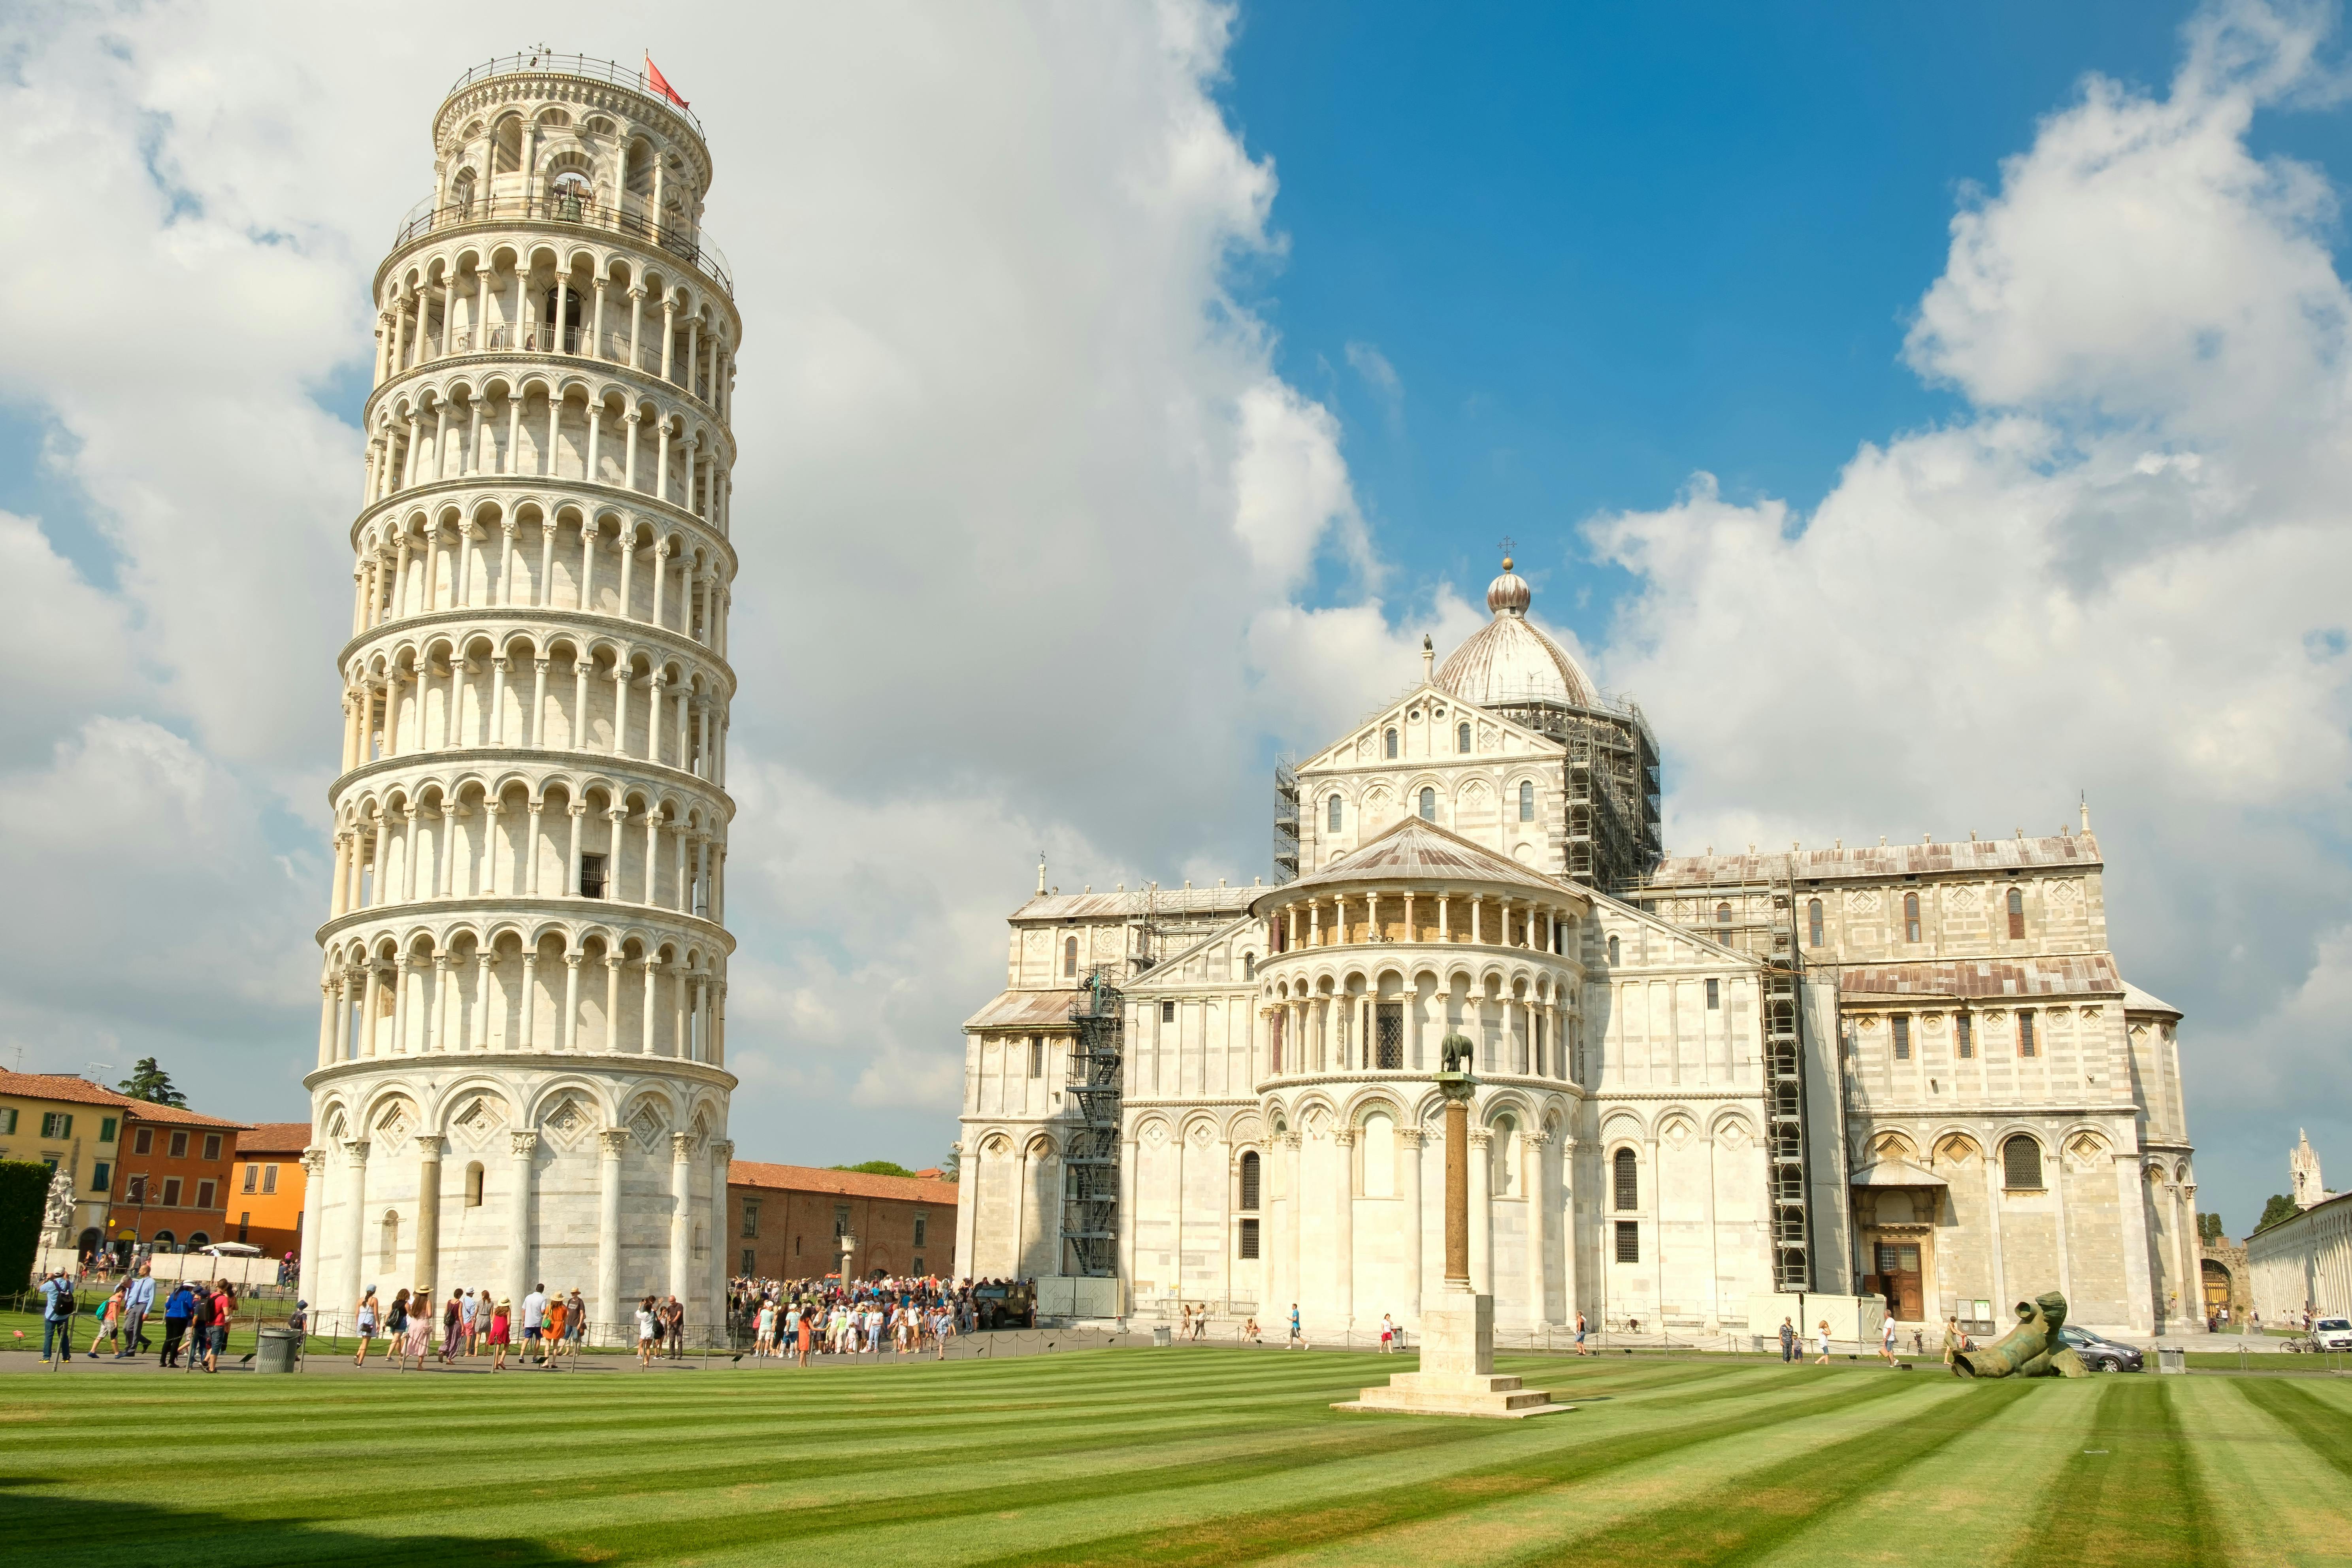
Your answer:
(4, 1348), (2350, 1567)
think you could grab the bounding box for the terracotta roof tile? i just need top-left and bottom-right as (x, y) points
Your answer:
(727, 1160), (957, 1202)
(0, 1073), (245, 1127)
(236, 1122), (314, 1155)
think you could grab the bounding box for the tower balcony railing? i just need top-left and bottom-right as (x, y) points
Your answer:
(388, 320), (718, 403)
(446, 53), (708, 139)
(392, 191), (731, 296)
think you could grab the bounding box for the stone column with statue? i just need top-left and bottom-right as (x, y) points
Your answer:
(1336, 1038), (1568, 1418)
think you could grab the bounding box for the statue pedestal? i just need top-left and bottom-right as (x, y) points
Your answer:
(1334, 1288), (1570, 1420)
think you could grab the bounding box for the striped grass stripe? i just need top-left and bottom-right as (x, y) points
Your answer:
(2, 1349), (2343, 1566)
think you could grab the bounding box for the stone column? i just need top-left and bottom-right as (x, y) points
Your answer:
(596, 1128), (627, 1338)
(1400, 1125), (1427, 1320)
(1443, 1101), (1470, 1287)
(709, 1140), (733, 1325)
(413, 1135), (444, 1304)
(1282, 1131), (1303, 1322)
(506, 1130), (537, 1310)
(1332, 1127), (1356, 1336)
(669, 1132), (694, 1307)
(1010, 1139), (1030, 1279)
(1215, 1135), (1234, 1311)
(1560, 1136), (1580, 1326)
(1524, 1132), (1551, 1325)
(1470, 1128), (1493, 1295)
(340, 1139), (370, 1322)
(1118, 1127), (1139, 1309)
(297, 1148), (327, 1304)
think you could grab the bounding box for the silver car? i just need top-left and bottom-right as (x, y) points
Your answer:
(2309, 1317), (2352, 1352)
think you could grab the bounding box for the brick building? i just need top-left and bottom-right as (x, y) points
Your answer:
(726, 1162), (958, 1281)
(0, 1072), (246, 1261)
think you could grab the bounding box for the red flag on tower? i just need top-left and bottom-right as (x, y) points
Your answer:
(645, 55), (689, 110)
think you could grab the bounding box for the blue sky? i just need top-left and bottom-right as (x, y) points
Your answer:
(1221, 0), (2339, 645)
(0, 2), (2346, 1235)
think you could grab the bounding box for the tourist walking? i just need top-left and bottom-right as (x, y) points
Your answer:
(383, 1289), (410, 1367)
(1380, 1313), (1395, 1354)
(118, 1264), (154, 1358)
(401, 1295), (433, 1370)
(92, 1283), (125, 1357)
(1779, 1317), (1796, 1363)
(441, 1291), (464, 1363)
(1941, 1317), (1960, 1369)
(1574, 1310), (1591, 1356)
(566, 1289), (586, 1361)
(521, 1283), (548, 1365)
(37, 1269), (75, 1363)
(207, 1281), (235, 1372)
(160, 1281), (194, 1368)
(488, 1299), (511, 1370)
(184, 1280), (214, 1374)
(1880, 1314), (1898, 1364)
(1814, 1320), (1832, 1364)
(636, 1297), (660, 1368)
(1287, 1303), (1304, 1350)
(541, 1293), (569, 1370)
(795, 1303), (813, 1367)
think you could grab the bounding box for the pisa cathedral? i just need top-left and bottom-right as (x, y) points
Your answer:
(955, 561), (2205, 1338)
(299, 56), (738, 1333)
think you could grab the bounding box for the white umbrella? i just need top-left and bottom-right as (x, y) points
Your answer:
(202, 1242), (263, 1256)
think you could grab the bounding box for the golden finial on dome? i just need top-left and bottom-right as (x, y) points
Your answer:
(1501, 556), (1513, 571)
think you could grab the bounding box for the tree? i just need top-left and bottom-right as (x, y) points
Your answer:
(2197, 1211), (2225, 1245)
(0, 1161), (51, 1294)
(830, 1160), (917, 1179)
(116, 1057), (186, 1108)
(2255, 1194), (2303, 1233)
(939, 1144), (961, 1182)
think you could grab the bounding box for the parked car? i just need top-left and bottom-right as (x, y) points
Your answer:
(2305, 1317), (2352, 1352)
(2054, 1326), (2145, 1372)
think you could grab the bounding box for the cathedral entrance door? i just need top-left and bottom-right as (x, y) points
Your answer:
(1874, 1242), (1923, 1321)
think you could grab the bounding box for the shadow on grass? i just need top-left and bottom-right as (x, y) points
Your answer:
(0, 1479), (603, 1568)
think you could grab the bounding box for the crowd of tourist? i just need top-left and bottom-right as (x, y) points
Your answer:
(721, 1275), (1033, 1364)
(28, 1263), (287, 1372)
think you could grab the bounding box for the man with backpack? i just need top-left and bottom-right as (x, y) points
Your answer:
(117, 1263), (156, 1359)
(184, 1281), (215, 1373)
(38, 1269), (75, 1363)
(159, 1281), (196, 1367)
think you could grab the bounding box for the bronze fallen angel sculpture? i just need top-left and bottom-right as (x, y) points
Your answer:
(1952, 1290), (2090, 1378)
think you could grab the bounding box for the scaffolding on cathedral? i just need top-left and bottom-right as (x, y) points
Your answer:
(1061, 969), (1126, 1276)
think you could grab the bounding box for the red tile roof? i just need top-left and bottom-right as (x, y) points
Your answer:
(728, 1160), (957, 1202)
(236, 1122), (313, 1156)
(0, 1072), (242, 1127)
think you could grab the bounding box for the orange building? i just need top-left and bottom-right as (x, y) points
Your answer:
(230, 1122), (311, 1260)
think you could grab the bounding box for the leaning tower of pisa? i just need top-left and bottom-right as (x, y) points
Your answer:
(302, 55), (740, 1339)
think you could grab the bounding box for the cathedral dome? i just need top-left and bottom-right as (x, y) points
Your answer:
(1434, 556), (1597, 709)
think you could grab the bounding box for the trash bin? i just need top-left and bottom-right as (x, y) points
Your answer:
(2157, 1347), (2186, 1376)
(1152, 1325), (1173, 1347)
(256, 1327), (302, 1374)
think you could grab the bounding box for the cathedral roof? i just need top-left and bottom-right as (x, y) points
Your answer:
(2121, 982), (2181, 1017)
(1648, 832), (2101, 886)
(1836, 954), (2123, 1001)
(1432, 556), (1599, 710)
(1255, 814), (1577, 909)
(963, 989), (1086, 1032)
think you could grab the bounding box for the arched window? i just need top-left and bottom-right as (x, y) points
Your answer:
(1239, 1150), (1261, 1210)
(1458, 721), (1472, 754)
(464, 1163), (484, 1207)
(1242, 952), (1256, 981)
(2007, 886), (2026, 940)
(1607, 934), (1621, 966)
(379, 1210), (400, 1271)
(1519, 780), (1534, 821)
(1716, 902), (1732, 935)
(1327, 793), (1343, 832)
(1492, 1117), (1518, 1195)
(1385, 727), (1399, 759)
(186, 1232), (210, 1249)
(2003, 1136), (2043, 1190)
(1613, 1148), (1639, 1210)
(1418, 788), (1436, 822)
(492, 115), (524, 173)
(2017, 1010), (2037, 1057)
(1807, 898), (1824, 946)
(1903, 891), (1922, 943)
(1062, 936), (1077, 978)
(152, 1230), (175, 1250)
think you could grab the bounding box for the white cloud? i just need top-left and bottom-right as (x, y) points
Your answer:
(1587, 0), (2352, 1226)
(1345, 340), (1404, 426)
(0, 2), (1392, 1164)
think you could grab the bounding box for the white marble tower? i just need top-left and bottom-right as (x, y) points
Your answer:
(302, 54), (741, 1339)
